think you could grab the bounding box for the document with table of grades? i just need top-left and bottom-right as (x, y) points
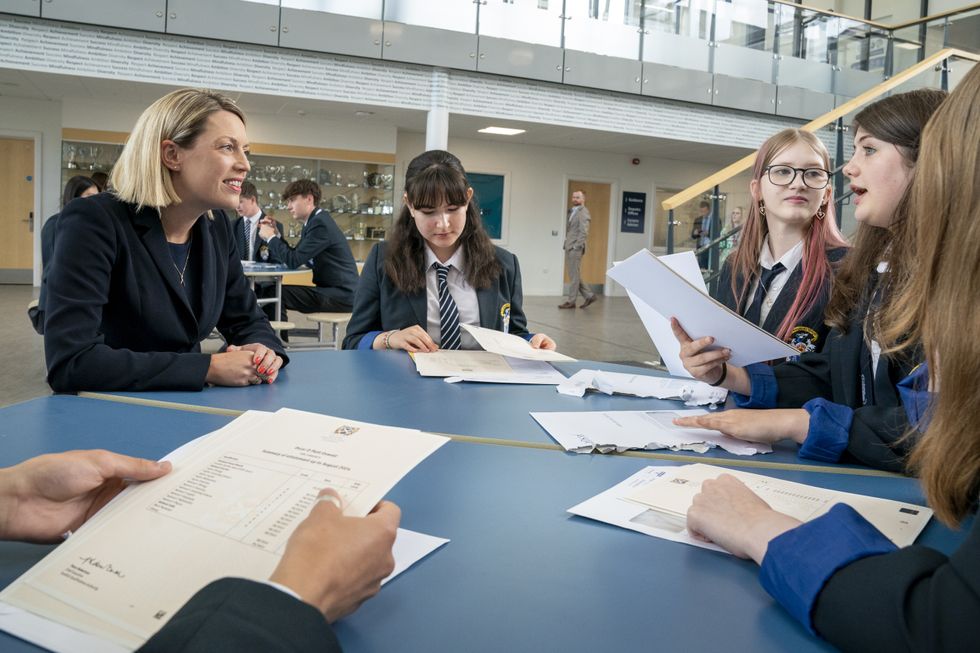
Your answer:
(0, 408), (448, 650)
(627, 463), (933, 547)
(412, 350), (567, 385)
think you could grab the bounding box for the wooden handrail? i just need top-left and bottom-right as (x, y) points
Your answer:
(767, 1), (980, 31)
(662, 48), (979, 211)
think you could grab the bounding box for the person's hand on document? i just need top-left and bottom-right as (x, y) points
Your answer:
(271, 488), (401, 622)
(0, 450), (171, 543)
(672, 408), (809, 445)
(377, 325), (439, 352)
(671, 318), (752, 395)
(686, 474), (801, 564)
(528, 333), (557, 350)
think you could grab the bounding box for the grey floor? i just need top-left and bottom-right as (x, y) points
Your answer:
(0, 285), (659, 408)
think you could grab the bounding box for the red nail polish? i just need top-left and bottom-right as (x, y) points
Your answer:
(258, 366), (265, 374)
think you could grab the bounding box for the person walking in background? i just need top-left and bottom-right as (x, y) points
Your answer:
(559, 190), (596, 309)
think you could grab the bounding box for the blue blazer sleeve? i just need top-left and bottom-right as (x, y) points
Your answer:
(138, 578), (340, 653)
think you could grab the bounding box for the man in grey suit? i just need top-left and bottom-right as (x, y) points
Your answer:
(559, 190), (597, 309)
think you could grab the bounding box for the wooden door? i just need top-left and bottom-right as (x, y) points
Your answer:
(0, 138), (35, 278)
(565, 180), (610, 289)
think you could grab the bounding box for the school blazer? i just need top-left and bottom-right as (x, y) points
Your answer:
(714, 246), (847, 353)
(231, 212), (284, 261)
(771, 306), (918, 472)
(812, 514), (979, 652)
(343, 242), (531, 349)
(138, 578), (340, 653)
(563, 206), (591, 251)
(44, 194), (287, 393)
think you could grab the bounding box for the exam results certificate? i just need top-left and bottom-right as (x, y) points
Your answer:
(0, 409), (447, 649)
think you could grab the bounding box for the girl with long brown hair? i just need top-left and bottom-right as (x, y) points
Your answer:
(684, 63), (980, 651)
(343, 150), (555, 352)
(671, 88), (947, 472)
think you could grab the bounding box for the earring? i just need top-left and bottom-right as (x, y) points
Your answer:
(816, 204), (827, 220)
(758, 200), (766, 217)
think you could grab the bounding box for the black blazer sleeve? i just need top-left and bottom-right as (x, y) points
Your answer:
(812, 515), (980, 652)
(499, 247), (530, 338)
(138, 578), (340, 653)
(343, 242), (385, 349)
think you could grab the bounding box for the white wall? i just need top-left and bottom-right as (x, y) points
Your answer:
(1, 95), (63, 284)
(396, 131), (725, 296)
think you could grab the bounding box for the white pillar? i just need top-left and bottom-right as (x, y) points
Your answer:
(425, 107), (449, 151)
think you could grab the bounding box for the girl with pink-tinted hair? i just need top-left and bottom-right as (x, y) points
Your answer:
(714, 129), (848, 354)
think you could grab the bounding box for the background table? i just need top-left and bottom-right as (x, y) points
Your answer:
(242, 263), (309, 321)
(81, 351), (892, 474)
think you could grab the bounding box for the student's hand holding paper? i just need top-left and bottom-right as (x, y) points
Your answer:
(671, 318), (752, 395)
(528, 333), (557, 350)
(686, 474), (802, 564)
(673, 408), (809, 445)
(375, 325), (439, 352)
(0, 450), (171, 543)
(270, 489), (401, 622)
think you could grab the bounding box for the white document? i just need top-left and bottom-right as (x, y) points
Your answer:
(0, 409), (449, 650)
(608, 249), (799, 375)
(0, 527), (448, 653)
(459, 324), (575, 362)
(530, 409), (771, 456)
(627, 463), (933, 547)
(556, 368), (727, 406)
(412, 350), (566, 385)
(567, 466), (725, 553)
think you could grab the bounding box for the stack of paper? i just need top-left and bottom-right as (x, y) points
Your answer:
(568, 463), (933, 554)
(531, 409), (771, 455)
(556, 369), (727, 406)
(0, 409), (450, 652)
(607, 250), (799, 377)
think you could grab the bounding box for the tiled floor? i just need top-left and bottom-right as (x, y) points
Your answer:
(0, 284), (659, 408)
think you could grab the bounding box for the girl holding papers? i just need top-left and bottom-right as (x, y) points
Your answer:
(685, 65), (980, 651)
(672, 88), (948, 472)
(715, 129), (848, 354)
(343, 150), (556, 352)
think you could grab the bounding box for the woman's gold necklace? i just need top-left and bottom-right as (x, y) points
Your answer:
(171, 234), (193, 286)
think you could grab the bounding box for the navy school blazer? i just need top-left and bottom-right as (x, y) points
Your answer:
(44, 193), (287, 392)
(343, 241), (531, 349)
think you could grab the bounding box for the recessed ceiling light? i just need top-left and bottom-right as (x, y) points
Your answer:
(297, 109), (307, 116)
(893, 41), (922, 50)
(478, 126), (526, 136)
(354, 110), (375, 118)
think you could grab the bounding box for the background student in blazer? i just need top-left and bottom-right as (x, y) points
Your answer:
(44, 89), (286, 393)
(671, 88), (947, 472)
(234, 180), (283, 262)
(714, 128), (849, 355)
(685, 67), (980, 651)
(343, 149), (556, 352)
(258, 179), (359, 329)
(0, 448), (400, 652)
(29, 175), (100, 335)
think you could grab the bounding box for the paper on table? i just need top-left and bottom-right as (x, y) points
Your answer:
(412, 350), (566, 384)
(567, 466), (725, 553)
(459, 324), (575, 362)
(0, 409), (448, 650)
(0, 528), (449, 653)
(608, 249), (799, 373)
(627, 463), (933, 547)
(530, 409), (771, 456)
(556, 368), (727, 406)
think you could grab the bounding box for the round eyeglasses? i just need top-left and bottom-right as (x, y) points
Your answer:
(764, 165), (831, 189)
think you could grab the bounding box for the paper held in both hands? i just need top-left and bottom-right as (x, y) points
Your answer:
(607, 250), (799, 377)
(0, 409), (450, 652)
(569, 463), (932, 554)
(411, 324), (573, 384)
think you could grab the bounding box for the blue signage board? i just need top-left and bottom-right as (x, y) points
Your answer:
(621, 191), (646, 233)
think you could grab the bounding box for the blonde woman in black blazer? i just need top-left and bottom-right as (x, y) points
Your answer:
(44, 89), (286, 392)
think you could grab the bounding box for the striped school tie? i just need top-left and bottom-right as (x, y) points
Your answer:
(435, 263), (461, 350)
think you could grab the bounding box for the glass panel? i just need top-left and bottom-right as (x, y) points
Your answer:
(61, 140), (124, 193)
(835, 18), (882, 72)
(642, 0), (712, 38)
(563, 0), (642, 59)
(281, 0), (383, 20)
(478, 0), (563, 48)
(945, 7), (980, 54)
(383, 0), (477, 33)
(891, 24), (924, 74)
(776, 4), (834, 64)
(713, 0), (774, 52)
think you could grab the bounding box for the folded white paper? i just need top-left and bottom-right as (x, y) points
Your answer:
(556, 369), (727, 406)
(531, 409), (771, 456)
(459, 324), (575, 362)
(608, 250), (799, 376)
(413, 350), (566, 385)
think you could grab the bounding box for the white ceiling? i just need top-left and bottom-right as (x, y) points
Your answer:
(0, 68), (752, 166)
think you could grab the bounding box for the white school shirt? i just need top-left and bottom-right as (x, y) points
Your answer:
(241, 211), (262, 261)
(424, 246), (481, 349)
(747, 236), (805, 327)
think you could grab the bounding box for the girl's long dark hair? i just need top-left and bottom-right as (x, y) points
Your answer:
(385, 150), (500, 292)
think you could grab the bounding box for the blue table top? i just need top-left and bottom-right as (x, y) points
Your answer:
(0, 397), (965, 653)
(85, 351), (847, 471)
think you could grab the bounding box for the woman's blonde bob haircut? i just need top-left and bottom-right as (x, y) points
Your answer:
(110, 88), (245, 210)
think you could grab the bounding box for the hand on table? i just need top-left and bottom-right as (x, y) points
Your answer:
(231, 343), (284, 383)
(672, 408), (810, 445)
(686, 474), (801, 564)
(270, 489), (400, 622)
(207, 344), (283, 386)
(376, 326), (438, 352)
(0, 450), (171, 543)
(529, 333), (557, 350)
